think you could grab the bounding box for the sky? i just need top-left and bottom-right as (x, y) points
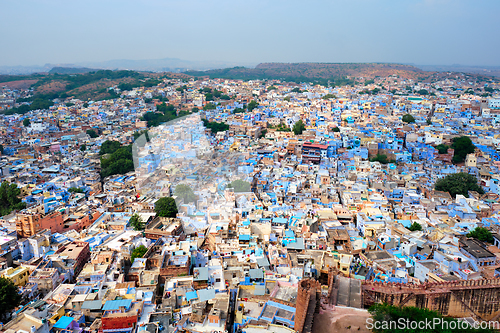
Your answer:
(1, 0), (499, 67)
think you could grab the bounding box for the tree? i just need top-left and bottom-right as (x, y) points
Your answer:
(129, 213), (145, 231)
(451, 136), (475, 163)
(293, 119), (306, 135)
(435, 144), (449, 154)
(133, 130), (150, 143)
(247, 100), (259, 111)
(435, 172), (484, 198)
(100, 144), (134, 178)
(80, 144), (86, 152)
(0, 182), (26, 217)
(83, 102), (89, 108)
(23, 118), (30, 127)
(0, 277), (21, 320)
(370, 154), (394, 164)
(468, 227), (493, 243)
(202, 119), (229, 134)
(402, 114), (415, 123)
(175, 184), (196, 204)
(322, 94), (336, 100)
(68, 187), (84, 193)
(0, 145), (3, 154)
(131, 245), (148, 262)
(332, 127), (340, 132)
(155, 197), (178, 218)
(283, 96), (291, 102)
(227, 179), (251, 192)
(369, 303), (494, 333)
(203, 103), (216, 111)
(409, 222), (422, 231)
(99, 140), (122, 155)
(86, 129), (98, 138)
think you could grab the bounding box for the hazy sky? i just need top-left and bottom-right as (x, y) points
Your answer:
(1, 0), (499, 67)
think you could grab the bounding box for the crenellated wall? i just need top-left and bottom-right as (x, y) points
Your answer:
(362, 279), (500, 321)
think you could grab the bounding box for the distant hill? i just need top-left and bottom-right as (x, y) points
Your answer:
(49, 67), (99, 74)
(185, 62), (426, 83)
(415, 64), (500, 78)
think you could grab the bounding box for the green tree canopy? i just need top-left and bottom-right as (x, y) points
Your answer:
(0, 182), (26, 217)
(227, 179), (251, 193)
(293, 119), (306, 135)
(129, 213), (145, 231)
(100, 144), (134, 179)
(332, 127), (340, 132)
(68, 187), (84, 193)
(402, 114), (415, 123)
(23, 118), (30, 127)
(409, 222), (422, 232)
(202, 119), (229, 134)
(133, 130), (150, 143)
(86, 129), (98, 138)
(467, 227), (493, 243)
(80, 144), (86, 152)
(0, 277), (21, 320)
(203, 103), (216, 111)
(370, 154), (395, 164)
(175, 184), (196, 204)
(131, 245), (148, 262)
(435, 172), (484, 198)
(155, 197), (178, 218)
(322, 94), (336, 100)
(99, 140), (122, 155)
(451, 136), (475, 163)
(369, 303), (494, 333)
(247, 100), (259, 111)
(435, 144), (449, 154)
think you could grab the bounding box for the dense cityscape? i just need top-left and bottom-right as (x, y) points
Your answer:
(0, 70), (500, 333)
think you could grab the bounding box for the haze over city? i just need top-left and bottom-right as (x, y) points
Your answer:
(1, 0), (500, 67)
(2, 1), (500, 333)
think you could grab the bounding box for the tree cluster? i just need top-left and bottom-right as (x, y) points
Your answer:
(370, 154), (395, 164)
(467, 227), (493, 243)
(131, 245), (148, 262)
(0, 182), (26, 217)
(86, 129), (99, 138)
(451, 136), (475, 164)
(154, 197), (178, 218)
(68, 187), (84, 193)
(435, 144), (449, 154)
(174, 184), (196, 204)
(434, 172), (484, 198)
(129, 213), (145, 231)
(293, 119), (306, 135)
(369, 303), (494, 333)
(99, 141), (134, 179)
(0, 277), (21, 320)
(227, 180), (251, 192)
(402, 114), (415, 123)
(202, 119), (229, 134)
